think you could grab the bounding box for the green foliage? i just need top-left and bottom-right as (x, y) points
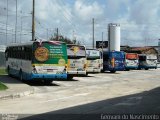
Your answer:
(49, 35), (74, 44)
(0, 68), (7, 75)
(0, 82), (8, 91)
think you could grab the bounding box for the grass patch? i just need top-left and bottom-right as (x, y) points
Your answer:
(0, 82), (8, 91)
(0, 68), (7, 75)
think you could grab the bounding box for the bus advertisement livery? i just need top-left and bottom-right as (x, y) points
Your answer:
(86, 49), (102, 74)
(67, 44), (87, 79)
(138, 54), (157, 70)
(102, 51), (125, 73)
(5, 41), (68, 83)
(125, 53), (139, 70)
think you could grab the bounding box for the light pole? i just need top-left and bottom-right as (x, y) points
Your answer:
(32, 0), (35, 41)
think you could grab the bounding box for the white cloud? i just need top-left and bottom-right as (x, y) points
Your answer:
(0, 0), (160, 46)
(74, 1), (104, 21)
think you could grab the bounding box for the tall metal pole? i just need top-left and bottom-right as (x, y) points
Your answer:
(92, 18), (95, 48)
(32, 0), (35, 41)
(20, 14), (22, 43)
(102, 32), (104, 51)
(57, 28), (59, 41)
(15, 0), (17, 43)
(47, 28), (48, 40)
(108, 24), (110, 52)
(6, 0), (8, 45)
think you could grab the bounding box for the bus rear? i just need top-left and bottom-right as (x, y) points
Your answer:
(86, 49), (102, 74)
(67, 44), (86, 79)
(103, 51), (125, 73)
(125, 53), (139, 70)
(32, 41), (68, 81)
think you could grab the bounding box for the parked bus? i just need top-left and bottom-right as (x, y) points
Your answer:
(5, 40), (68, 83)
(125, 53), (139, 70)
(67, 44), (87, 79)
(86, 49), (102, 75)
(102, 51), (125, 73)
(138, 54), (157, 70)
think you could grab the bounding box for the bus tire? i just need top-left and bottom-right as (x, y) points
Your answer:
(145, 68), (149, 70)
(44, 80), (53, 85)
(67, 75), (73, 80)
(19, 70), (23, 81)
(86, 73), (88, 76)
(101, 69), (105, 73)
(110, 70), (116, 73)
(7, 66), (11, 77)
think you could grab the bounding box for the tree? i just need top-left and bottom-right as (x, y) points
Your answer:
(49, 35), (74, 44)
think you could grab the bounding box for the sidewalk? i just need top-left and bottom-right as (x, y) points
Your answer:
(0, 75), (34, 100)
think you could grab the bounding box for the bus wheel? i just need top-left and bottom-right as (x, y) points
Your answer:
(67, 75), (73, 80)
(110, 70), (116, 73)
(101, 69), (105, 73)
(125, 68), (130, 71)
(19, 70), (23, 81)
(145, 68), (149, 70)
(86, 73), (88, 76)
(7, 66), (11, 76)
(44, 80), (53, 85)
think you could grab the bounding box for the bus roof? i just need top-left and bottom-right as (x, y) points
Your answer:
(67, 44), (86, 48)
(86, 48), (100, 51)
(7, 40), (66, 47)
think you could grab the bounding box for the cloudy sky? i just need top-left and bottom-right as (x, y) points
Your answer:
(0, 0), (160, 47)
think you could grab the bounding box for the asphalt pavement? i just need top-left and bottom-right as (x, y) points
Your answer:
(0, 75), (34, 100)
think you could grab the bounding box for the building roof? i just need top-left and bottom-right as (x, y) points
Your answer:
(131, 47), (153, 51)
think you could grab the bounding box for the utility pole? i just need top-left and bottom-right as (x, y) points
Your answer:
(15, 0), (17, 43)
(46, 28), (48, 40)
(32, 0), (35, 41)
(92, 18), (95, 48)
(57, 28), (59, 41)
(6, 0), (8, 45)
(102, 32), (104, 51)
(20, 13), (22, 43)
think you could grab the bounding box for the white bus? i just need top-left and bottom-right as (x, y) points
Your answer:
(138, 54), (157, 70)
(67, 44), (87, 79)
(5, 40), (68, 84)
(86, 49), (102, 75)
(125, 53), (139, 70)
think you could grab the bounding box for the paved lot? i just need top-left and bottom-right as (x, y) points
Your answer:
(0, 69), (160, 119)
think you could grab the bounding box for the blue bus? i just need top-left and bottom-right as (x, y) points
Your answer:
(102, 51), (125, 73)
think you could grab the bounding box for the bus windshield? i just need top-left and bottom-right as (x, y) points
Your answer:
(139, 55), (146, 61)
(67, 45), (86, 59)
(111, 52), (124, 59)
(33, 41), (67, 65)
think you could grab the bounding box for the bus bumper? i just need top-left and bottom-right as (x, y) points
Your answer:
(67, 71), (86, 75)
(86, 68), (101, 73)
(125, 66), (138, 70)
(31, 73), (67, 80)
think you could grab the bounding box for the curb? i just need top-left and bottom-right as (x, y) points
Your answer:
(0, 88), (34, 100)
